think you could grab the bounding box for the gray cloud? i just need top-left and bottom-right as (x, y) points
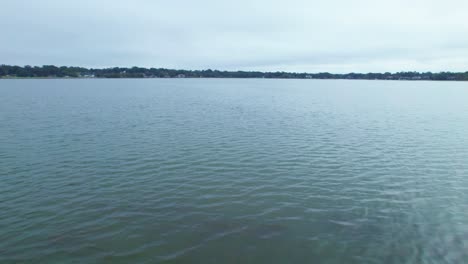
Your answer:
(1, 0), (468, 72)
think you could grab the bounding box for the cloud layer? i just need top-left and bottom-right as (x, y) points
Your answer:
(2, 0), (468, 72)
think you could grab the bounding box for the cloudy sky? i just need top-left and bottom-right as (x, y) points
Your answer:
(2, 0), (468, 72)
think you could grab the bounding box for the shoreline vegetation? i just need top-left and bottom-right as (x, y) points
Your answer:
(1, 65), (468, 81)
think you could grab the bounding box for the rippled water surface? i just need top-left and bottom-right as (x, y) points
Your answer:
(1, 79), (468, 263)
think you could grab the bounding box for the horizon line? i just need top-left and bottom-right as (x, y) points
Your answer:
(2, 64), (468, 75)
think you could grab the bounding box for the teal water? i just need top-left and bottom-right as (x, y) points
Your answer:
(1, 79), (468, 263)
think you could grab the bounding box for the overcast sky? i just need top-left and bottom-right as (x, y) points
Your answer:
(2, 0), (468, 73)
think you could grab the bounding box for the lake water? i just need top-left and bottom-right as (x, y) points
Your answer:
(1, 79), (468, 263)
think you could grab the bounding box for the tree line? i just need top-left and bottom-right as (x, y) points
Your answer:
(1, 65), (468, 81)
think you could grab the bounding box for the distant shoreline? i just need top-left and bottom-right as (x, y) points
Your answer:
(1, 65), (467, 81)
(1, 77), (466, 82)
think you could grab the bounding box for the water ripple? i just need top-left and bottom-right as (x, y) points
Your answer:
(1, 79), (468, 263)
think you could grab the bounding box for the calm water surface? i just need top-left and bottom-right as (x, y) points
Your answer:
(1, 79), (468, 263)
